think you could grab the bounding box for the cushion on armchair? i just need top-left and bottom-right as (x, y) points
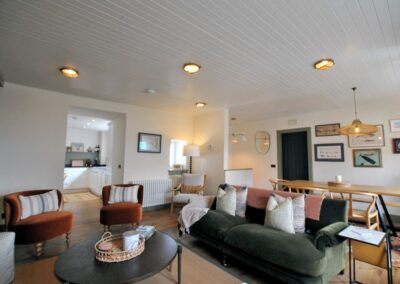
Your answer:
(108, 185), (139, 204)
(19, 189), (59, 219)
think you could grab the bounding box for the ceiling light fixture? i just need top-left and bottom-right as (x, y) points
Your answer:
(60, 67), (79, 78)
(231, 118), (246, 143)
(339, 87), (378, 136)
(195, 102), (206, 108)
(183, 63), (201, 74)
(314, 58), (334, 71)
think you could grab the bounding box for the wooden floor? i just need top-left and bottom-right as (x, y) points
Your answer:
(14, 197), (399, 283)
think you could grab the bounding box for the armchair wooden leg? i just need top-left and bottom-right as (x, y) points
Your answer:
(131, 223), (138, 229)
(104, 225), (110, 232)
(66, 232), (71, 248)
(35, 242), (43, 258)
(170, 203), (174, 214)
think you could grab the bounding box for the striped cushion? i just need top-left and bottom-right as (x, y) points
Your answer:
(108, 185), (139, 204)
(19, 190), (59, 220)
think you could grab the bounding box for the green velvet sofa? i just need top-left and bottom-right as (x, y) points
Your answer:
(189, 188), (348, 284)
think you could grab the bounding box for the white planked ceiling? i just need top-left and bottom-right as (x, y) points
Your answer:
(0, 0), (399, 120)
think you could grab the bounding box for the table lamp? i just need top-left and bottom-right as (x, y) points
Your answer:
(183, 144), (200, 174)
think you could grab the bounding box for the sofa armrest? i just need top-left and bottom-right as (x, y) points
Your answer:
(314, 222), (348, 251)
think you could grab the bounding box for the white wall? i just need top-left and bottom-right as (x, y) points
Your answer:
(66, 127), (100, 150)
(0, 83), (193, 209)
(193, 110), (226, 195)
(230, 98), (400, 213)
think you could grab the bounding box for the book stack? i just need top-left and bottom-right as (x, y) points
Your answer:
(136, 225), (156, 240)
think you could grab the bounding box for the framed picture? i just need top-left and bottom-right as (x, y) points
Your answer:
(353, 149), (382, 167)
(393, 138), (400, 154)
(137, 132), (162, 153)
(348, 125), (385, 148)
(71, 142), (84, 152)
(315, 123), (341, 137)
(314, 143), (344, 162)
(389, 119), (400, 132)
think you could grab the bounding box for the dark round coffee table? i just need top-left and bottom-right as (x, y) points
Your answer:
(54, 231), (182, 284)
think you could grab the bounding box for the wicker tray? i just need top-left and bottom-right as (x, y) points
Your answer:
(95, 232), (145, 263)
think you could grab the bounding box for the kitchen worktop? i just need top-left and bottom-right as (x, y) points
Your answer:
(64, 165), (107, 168)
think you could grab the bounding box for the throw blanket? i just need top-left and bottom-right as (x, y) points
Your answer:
(178, 203), (209, 234)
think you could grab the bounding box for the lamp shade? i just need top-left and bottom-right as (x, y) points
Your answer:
(339, 119), (378, 137)
(183, 144), (200, 157)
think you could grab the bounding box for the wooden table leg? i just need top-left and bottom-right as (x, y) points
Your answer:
(177, 245), (182, 284)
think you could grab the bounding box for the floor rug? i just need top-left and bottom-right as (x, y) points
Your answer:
(14, 244), (242, 284)
(63, 192), (99, 203)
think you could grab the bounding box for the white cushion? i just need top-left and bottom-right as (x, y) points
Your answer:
(264, 195), (295, 234)
(173, 193), (198, 203)
(189, 195), (215, 208)
(108, 185), (139, 204)
(273, 193), (305, 233)
(216, 188), (236, 216)
(19, 190), (59, 220)
(182, 174), (204, 186)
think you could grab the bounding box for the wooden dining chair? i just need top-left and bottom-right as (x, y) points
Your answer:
(269, 178), (290, 191)
(338, 192), (380, 230)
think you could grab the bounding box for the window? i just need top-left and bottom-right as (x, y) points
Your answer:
(169, 139), (187, 169)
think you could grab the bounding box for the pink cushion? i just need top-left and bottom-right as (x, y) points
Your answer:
(245, 187), (324, 221)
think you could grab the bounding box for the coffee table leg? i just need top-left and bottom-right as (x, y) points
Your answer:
(178, 245), (182, 284)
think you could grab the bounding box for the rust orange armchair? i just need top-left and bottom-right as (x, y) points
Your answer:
(4, 189), (73, 257)
(100, 184), (143, 232)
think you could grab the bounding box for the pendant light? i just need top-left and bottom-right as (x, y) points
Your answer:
(231, 118), (246, 143)
(339, 87), (378, 137)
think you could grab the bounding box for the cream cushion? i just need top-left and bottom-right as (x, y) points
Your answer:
(172, 193), (199, 204)
(273, 193), (305, 233)
(216, 188), (237, 216)
(264, 195), (295, 234)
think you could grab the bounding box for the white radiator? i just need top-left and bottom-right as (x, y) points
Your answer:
(132, 178), (172, 208)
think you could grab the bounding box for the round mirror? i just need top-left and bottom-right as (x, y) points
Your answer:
(255, 131), (270, 154)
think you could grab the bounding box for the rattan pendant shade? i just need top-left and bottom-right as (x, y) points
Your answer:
(339, 87), (378, 137)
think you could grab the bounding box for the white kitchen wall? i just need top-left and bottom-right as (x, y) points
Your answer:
(230, 98), (400, 214)
(193, 110), (227, 195)
(0, 83), (193, 211)
(66, 127), (100, 151)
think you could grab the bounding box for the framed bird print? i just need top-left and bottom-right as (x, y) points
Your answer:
(353, 149), (382, 168)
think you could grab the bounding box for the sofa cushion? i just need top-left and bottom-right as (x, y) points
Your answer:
(223, 223), (327, 277)
(190, 210), (248, 241)
(11, 211), (73, 244)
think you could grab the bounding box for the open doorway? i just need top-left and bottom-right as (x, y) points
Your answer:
(63, 107), (126, 196)
(277, 127), (313, 181)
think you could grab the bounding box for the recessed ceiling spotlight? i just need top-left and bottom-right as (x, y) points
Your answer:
(92, 119), (95, 122)
(195, 102), (206, 108)
(59, 67), (79, 78)
(313, 59), (334, 71)
(183, 63), (201, 74)
(145, 88), (156, 95)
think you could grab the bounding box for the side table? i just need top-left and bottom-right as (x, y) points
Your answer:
(338, 225), (391, 284)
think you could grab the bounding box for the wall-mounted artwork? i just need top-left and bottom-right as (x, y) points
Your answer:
(314, 143), (344, 162)
(389, 119), (400, 132)
(353, 149), (382, 167)
(137, 132), (162, 153)
(71, 142), (84, 152)
(393, 138), (400, 154)
(315, 123), (341, 137)
(348, 125), (385, 148)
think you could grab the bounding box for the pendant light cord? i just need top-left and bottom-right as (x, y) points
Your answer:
(352, 87), (358, 119)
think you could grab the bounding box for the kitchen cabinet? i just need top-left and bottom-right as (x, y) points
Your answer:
(64, 168), (89, 189)
(89, 167), (111, 196)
